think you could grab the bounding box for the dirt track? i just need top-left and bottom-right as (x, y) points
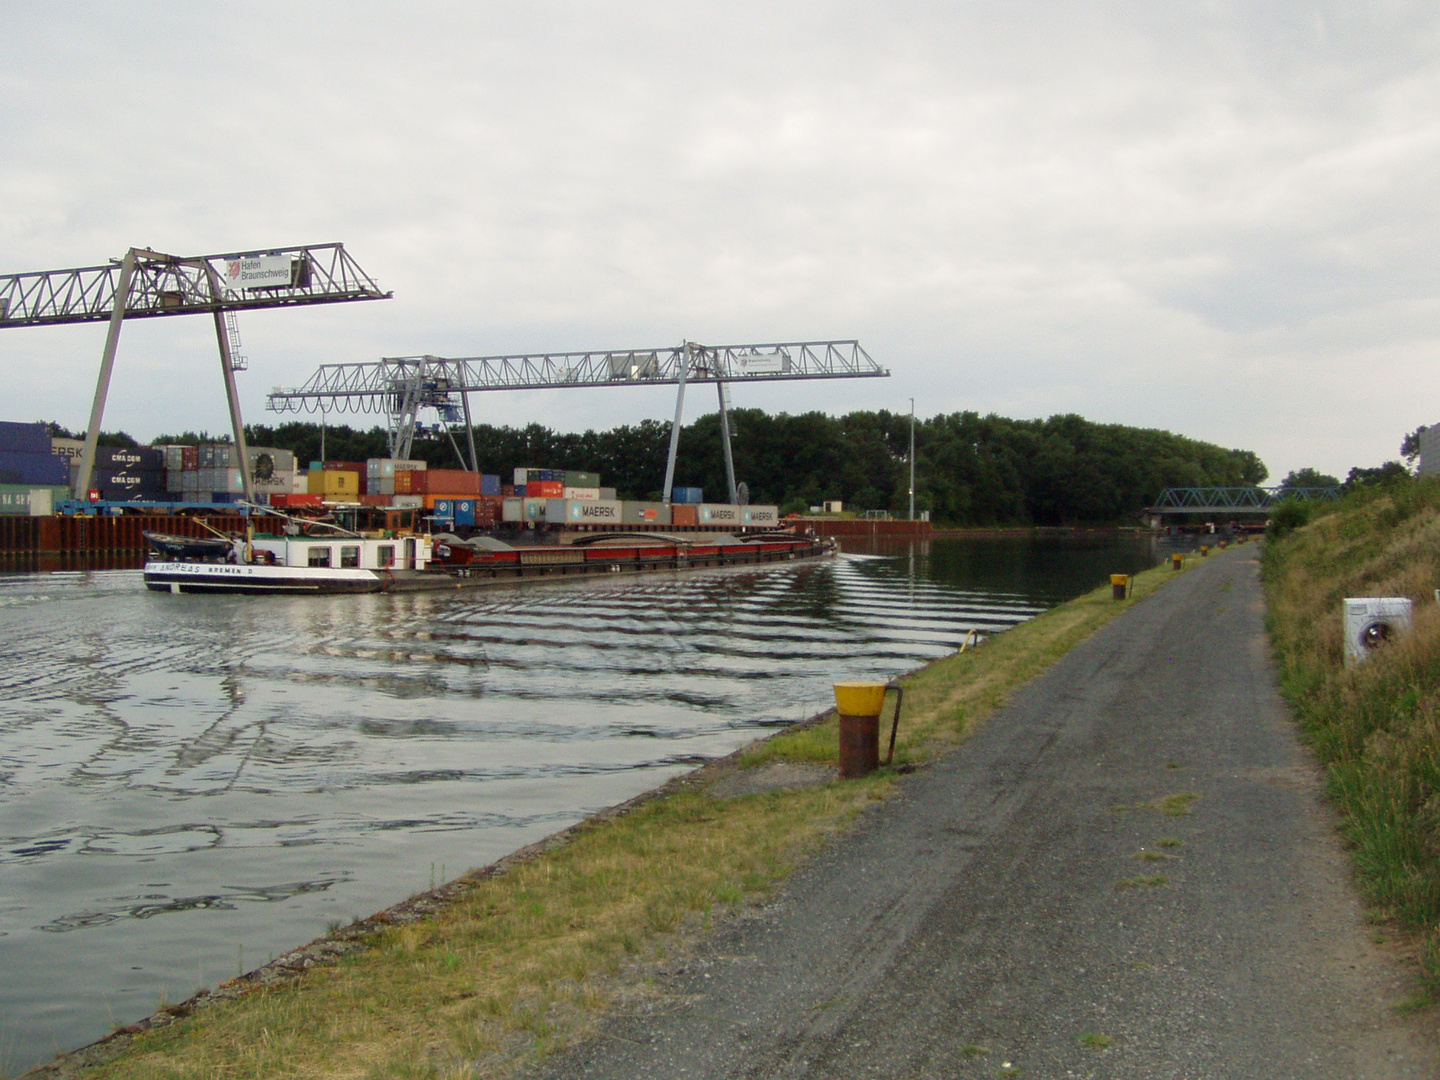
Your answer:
(529, 548), (1438, 1079)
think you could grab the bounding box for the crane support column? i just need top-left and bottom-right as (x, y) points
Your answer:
(76, 248), (140, 500)
(661, 340), (692, 503)
(715, 373), (739, 505)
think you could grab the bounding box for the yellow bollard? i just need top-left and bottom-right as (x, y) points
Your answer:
(1219, 539), (1229, 549)
(1111, 574), (1129, 600)
(1200, 545), (1209, 556)
(834, 682), (900, 779)
(1171, 553), (1183, 570)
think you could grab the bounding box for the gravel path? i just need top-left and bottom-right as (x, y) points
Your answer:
(529, 547), (1437, 1079)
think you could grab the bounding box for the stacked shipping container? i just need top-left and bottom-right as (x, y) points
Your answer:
(0, 423), (69, 515)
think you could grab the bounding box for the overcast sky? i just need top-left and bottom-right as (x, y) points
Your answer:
(3, 1), (1437, 482)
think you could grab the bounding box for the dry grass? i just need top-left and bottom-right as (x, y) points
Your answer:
(63, 556), (1186, 1079)
(1263, 477), (1440, 992)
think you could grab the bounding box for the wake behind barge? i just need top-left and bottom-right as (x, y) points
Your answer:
(142, 527), (836, 595)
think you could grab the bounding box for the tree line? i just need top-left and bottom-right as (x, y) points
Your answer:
(50, 410), (1271, 527)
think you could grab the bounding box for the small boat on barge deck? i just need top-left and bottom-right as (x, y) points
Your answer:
(142, 526), (836, 595)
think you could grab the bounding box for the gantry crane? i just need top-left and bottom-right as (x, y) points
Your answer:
(0, 243), (389, 502)
(267, 340), (887, 504)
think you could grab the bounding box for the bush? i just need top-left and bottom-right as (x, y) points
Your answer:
(1266, 497), (1310, 539)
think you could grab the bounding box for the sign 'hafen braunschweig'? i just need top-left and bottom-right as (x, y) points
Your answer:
(224, 254), (294, 291)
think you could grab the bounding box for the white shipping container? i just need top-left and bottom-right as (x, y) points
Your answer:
(51, 438), (85, 463)
(698, 503), (744, 526)
(394, 459), (426, 471)
(251, 468), (295, 493)
(743, 505), (780, 526)
(514, 467), (529, 485)
(562, 499), (622, 524)
(392, 495), (423, 509)
(563, 486), (600, 500)
(502, 497), (523, 522)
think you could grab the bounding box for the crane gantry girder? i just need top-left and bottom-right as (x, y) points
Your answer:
(265, 340), (886, 409)
(266, 340), (888, 505)
(0, 243), (389, 503)
(0, 243), (389, 327)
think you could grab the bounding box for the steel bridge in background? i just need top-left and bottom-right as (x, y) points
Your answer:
(1148, 487), (1342, 515)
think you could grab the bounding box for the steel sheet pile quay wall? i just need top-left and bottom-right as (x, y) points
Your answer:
(0, 514), (248, 566)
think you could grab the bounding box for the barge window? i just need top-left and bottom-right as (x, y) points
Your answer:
(340, 545), (360, 568)
(377, 545), (394, 568)
(307, 546), (332, 568)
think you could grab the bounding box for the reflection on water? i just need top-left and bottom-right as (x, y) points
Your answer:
(0, 534), (1156, 1072)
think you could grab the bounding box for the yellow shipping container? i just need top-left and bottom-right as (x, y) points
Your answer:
(307, 470), (360, 497)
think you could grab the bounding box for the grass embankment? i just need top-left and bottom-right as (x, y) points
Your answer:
(56, 557), (1189, 1080)
(1263, 478), (1440, 991)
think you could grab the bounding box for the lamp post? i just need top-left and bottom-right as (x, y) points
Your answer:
(908, 398), (916, 521)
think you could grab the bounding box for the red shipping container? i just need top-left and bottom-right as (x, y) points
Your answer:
(182, 446), (199, 470)
(274, 493), (323, 508)
(426, 469), (482, 496)
(501, 485), (517, 497)
(528, 480), (564, 498)
(361, 494), (390, 506)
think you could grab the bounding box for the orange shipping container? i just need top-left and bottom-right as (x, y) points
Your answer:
(671, 505), (698, 527)
(528, 480), (564, 498)
(426, 469), (483, 496)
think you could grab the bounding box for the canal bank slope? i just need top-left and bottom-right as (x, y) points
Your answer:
(529, 546), (1437, 1079)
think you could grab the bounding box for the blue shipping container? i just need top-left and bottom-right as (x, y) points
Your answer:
(434, 498), (454, 519)
(673, 487), (704, 504)
(0, 422), (51, 455)
(454, 499), (475, 527)
(480, 474), (501, 496)
(0, 451), (70, 486)
(514, 483), (526, 498)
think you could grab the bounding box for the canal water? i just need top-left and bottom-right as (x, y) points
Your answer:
(0, 533), (1159, 1073)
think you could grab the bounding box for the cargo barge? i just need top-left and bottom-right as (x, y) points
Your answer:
(142, 526), (836, 595)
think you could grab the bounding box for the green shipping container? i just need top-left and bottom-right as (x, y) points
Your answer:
(0, 484), (68, 515)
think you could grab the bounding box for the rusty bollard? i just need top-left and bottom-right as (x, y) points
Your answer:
(835, 682), (903, 779)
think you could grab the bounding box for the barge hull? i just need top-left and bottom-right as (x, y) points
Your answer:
(143, 538), (834, 595)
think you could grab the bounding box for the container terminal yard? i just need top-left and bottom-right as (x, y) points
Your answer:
(0, 244), (927, 568)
